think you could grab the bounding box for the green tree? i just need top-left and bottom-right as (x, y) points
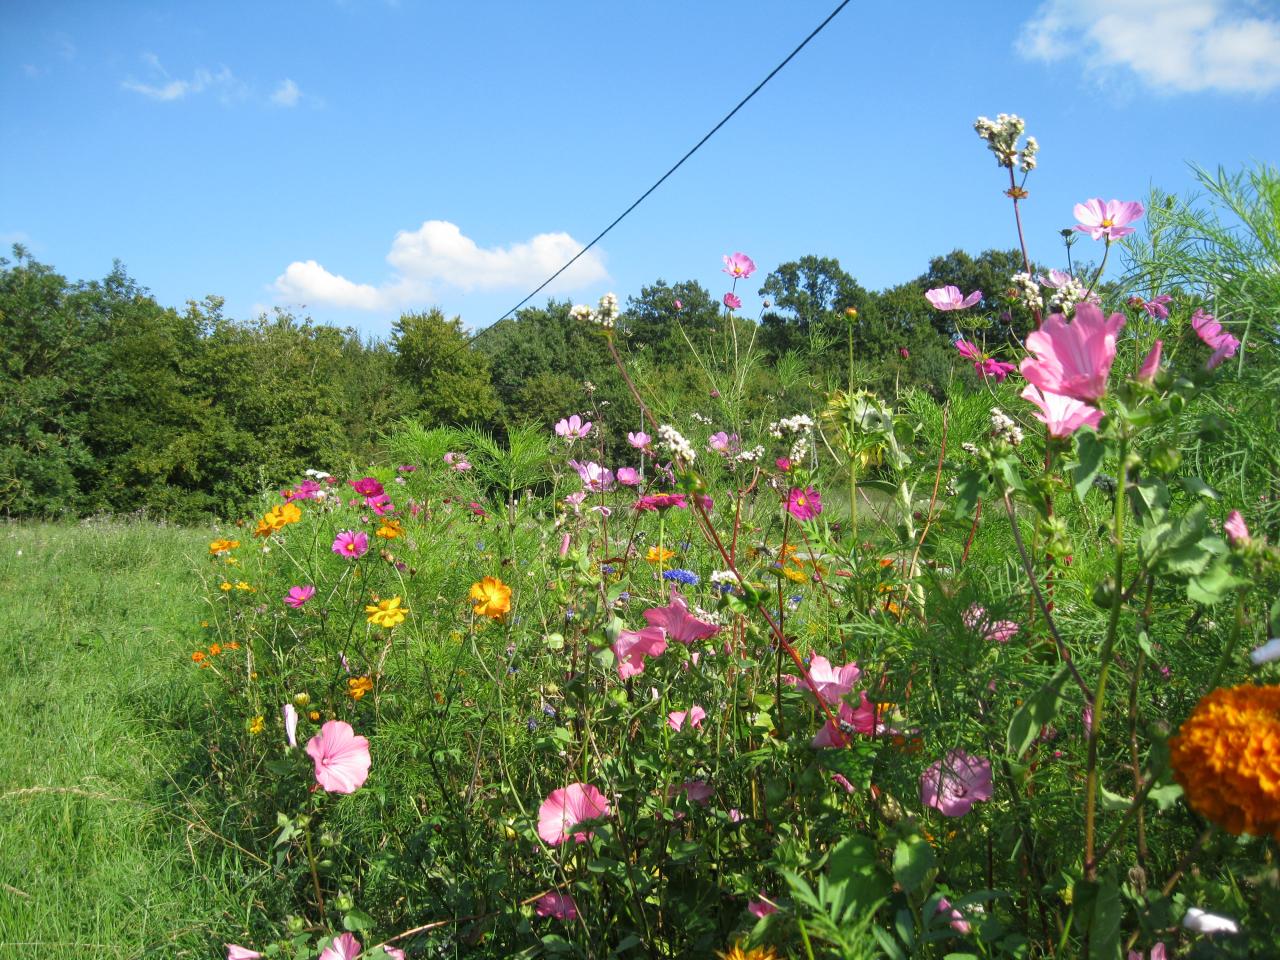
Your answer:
(391, 308), (499, 426)
(757, 255), (871, 360)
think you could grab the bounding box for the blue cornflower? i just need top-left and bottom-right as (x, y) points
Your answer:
(662, 569), (700, 586)
(601, 564), (615, 575)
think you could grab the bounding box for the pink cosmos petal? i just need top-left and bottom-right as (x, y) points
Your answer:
(567, 460), (614, 493)
(1020, 304), (1124, 403)
(961, 288), (983, 308)
(226, 947), (262, 960)
(954, 339), (982, 361)
(534, 891), (579, 920)
(723, 292), (742, 310)
(1073, 198), (1144, 241)
(305, 720), (371, 794)
(831, 772), (855, 794)
(722, 252), (757, 279)
(979, 358), (1017, 383)
(1021, 383), (1104, 439)
(1224, 510), (1250, 548)
(643, 595), (721, 645)
(611, 626), (667, 678)
(537, 782), (610, 846)
(627, 431), (651, 449)
(920, 750), (993, 817)
(348, 477), (383, 497)
(1138, 340), (1162, 383)
(555, 414), (592, 440)
(318, 933), (362, 960)
(783, 655), (861, 704)
(925, 285), (981, 311)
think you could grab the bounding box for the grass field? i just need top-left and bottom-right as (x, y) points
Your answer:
(0, 521), (252, 959)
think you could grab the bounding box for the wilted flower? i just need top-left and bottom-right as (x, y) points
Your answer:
(1137, 340), (1163, 383)
(282, 703), (298, 749)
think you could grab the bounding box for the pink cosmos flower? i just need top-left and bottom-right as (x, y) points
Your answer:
(318, 933), (361, 960)
(632, 493), (687, 512)
(963, 604), (1019, 643)
(554, 414), (592, 441)
(534, 892), (579, 920)
(563, 491), (587, 514)
(955, 340), (1017, 383)
(612, 626), (667, 678)
(723, 252), (757, 279)
(627, 431), (651, 450)
(812, 691), (880, 748)
(284, 585), (315, 609)
(723, 292), (742, 310)
(783, 655), (861, 704)
(348, 477), (384, 498)
(1135, 294), (1173, 319)
(1020, 303), (1125, 403)
(1021, 384), (1103, 438)
(283, 703), (298, 749)
(674, 298), (683, 310)
(1073, 198), (1145, 241)
(925, 286), (982, 311)
(1040, 269), (1074, 288)
(568, 460), (614, 493)
(1138, 340), (1163, 383)
(283, 479), (323, 502)
(537, 782), (610, 846)
(1128, 944), (1168, 960)
(332, 530), (369, 560)
(643, 595), (721, 644)
(935, 897), (971, 934)
(668, 704), (707, 731)
(748, 896), (778, 918)
(954, 340), (982, 361)
(920, 750), (993, 817)
(364, 493), (395, 515)
(707, 431), (741, 456)
(615, 467), (640, 486)
(1224, 510), (1250, 548)
(452, 459), (472, 472)
(1191, 309), (1240, 369)
(785, 486), (822, 520)
(226, 947), (262, 960)
(305, 720), (371, 794)
(775, 457), (792, 472)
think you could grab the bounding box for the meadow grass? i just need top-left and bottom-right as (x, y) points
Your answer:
(0, 520), (251, 958)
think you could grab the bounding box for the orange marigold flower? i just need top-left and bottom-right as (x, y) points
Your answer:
(780, 565), (808, 584)
(718, 943), (779, 960)
(376, 518), (404, 539)
(347, 676), (374, 700)
(469, 576), (512, 619)
(191, 651), (205, 663)
(208, 643), (222, 656)
(1170, 683), (1280, 839)
(308, 710), (321, 722)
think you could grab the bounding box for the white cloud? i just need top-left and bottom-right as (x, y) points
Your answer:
(271, 220), (609, 311)
(122, 54), (246, 102)
(1017, 0), (1280, 94)
(271, 78), (301, 107)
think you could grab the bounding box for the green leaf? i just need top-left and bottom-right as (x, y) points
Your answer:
(1072, 430), (1106, 501)
(1007, 664), (1073, 759)
(1187, 557), (1245, 605)
(342, 908), (374, 932)
(1149, 783), (1184, 811)
(950, 469), (984, 520)
(1072, 877), (1122, 960)
(826, 834), (891, 919)
(1099, 786), (1131, 812)
(1128, 476), (1169, 525)
(1178, 476), (1220, 500)
(893, 835), (937, 893)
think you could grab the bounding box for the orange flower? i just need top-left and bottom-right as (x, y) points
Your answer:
(255, 502), (303, 537)
(1170, 683), (1280, 838)
(308, 710), (321, 722)
(645, 546), (675, 565)
(191, 651), (205, 663)
(208, 643), (222, 656)
(347, 676), (374, 700)
(226, 641), (240, 650)
(376, 518), (403, 539)
(469, 576), (512, 620)
(209, 538), (239, 556)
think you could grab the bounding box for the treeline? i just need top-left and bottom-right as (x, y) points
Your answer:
(0, 245), (1038, 522)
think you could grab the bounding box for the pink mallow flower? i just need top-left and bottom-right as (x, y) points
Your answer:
(554, 414), (592, 441)
(723, 292), (742, 310)
(784, 655), (861, 704)
(284, 584), (316, 609)
(785, 486), (822, 520)
(1020, 384), (1103, 439)
(643, 595), (721, 644)
(1191, 309), (1240, 370)
(668, 704), (707, 732)
(935, 897), (971, 934)
(305, 720), (371, 794)
(534, 892), (579, 921)
(1073, 198), (1145, 242)
(920, 750), (992, 817)
(332, 530), (369, 560)
(226, 947), (262, 960)
(537, 783), (610, 846)
(1224, 510), (1250, 548)
(812, 691), (880, 748)
(1020, 303), (1124, 403)
(382, 948), (406, 960)
(612, 626), (667, 678)
(318, 933), (361, 960)
(963, 604), (1019, 643)
(925, 286), (982, 311)
(723, 251), (757, 279)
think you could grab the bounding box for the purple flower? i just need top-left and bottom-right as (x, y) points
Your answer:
(332, 530), (369, 559)
(284, 585), (316, 609)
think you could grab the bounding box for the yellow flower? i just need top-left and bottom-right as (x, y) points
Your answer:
(718, 943), (779, 960)
(235, 580), (256, 592)
(209, 538), (239, 556)
(308, 710), (321, 722)
(469, 576), (512, 619)
(294, 692), (311, 707)
(376, 518), (404, 539)
(366, 595), (408, 629)
(646, 546), (675, 565)
(780, 565), (809, 583)
(248, 715), (265, 735)
(347, 676), (374, 700)
(1170, 683), (1280, 839)
(255, 502), (303, 537)
(219, 581), (233, 592)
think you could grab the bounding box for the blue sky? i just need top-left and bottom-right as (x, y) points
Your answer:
(3, 0), (1278, 337)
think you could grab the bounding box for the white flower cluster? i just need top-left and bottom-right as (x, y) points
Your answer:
(690, 412), (712, 425)
(735, 444), (766, 464)
(568, 293), (620, 329)
(303, 468), (332, 480)
(990, 408), (1024, 447)
(1045, 275), (1090, 313)
(1010, 271), (1042, 311)
(710, 569), (740, 586)
(974, 114), (1036, 171)
(569, 303), (594, 324)
(657, 424), (696, 462)
(768, 413), (814, 439)
(789, 435), (811, 462)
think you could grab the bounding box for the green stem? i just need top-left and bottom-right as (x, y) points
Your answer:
(304, 816), (326, 920)
(1205, 594), (1246, 691)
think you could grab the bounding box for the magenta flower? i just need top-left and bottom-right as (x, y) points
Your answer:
(627, 431), (652, 450)
(568, 459), (614, 493)
(955, 340), (1017, 383)
(318, 933), (361, 960)
(1020, 384), (1103, 439)
(284, 584), (315, 609)
(612, 625), (667, 678)
(748, 896), (779, 918)
(899, 347), (910, 359)
(784, 655), (861, 704)
(1136, 294), (1173, 319)
(676, 779), (714, 805)
(632, 493), (687, 512)
(723, 292), (742, 310)
(283, 703), (298, 749)
(963, 604), (1019, 643)
(1191, 309), (1240, 369)
(283, 479), (323, 501)
(364, 493), (395, 515)
(673, 298), (683, 310)
(226, 947), (262, 960)
(668, 704), (707, 732)
(643, 595), (721, 644)
(554, 414), (592, 441)
(831, 772), (855, 794)
(1020, 303), (1125, 403)
(1224, 510), (1250, 548)
(534, 892), (579, 920)
(785, 486), (822, 520)
(920, 750), (992, 817)
(332, 530), (369, 560)
(925, 286), (982, 311)
(722, 252), (757, 279)
(1128, 945), (1168, 960)
(1138, 340), (1163, 383)
(615, 466), (640, 486)
(305, 720), (371, 794)
(812, 692), (879, 748)
(775, 457), (792, 472)
(537, 782), (610, 846)
(348, 477), (383, 498)
(954, 340), (982, 361)
(1073, 198), (1145, 241)
(935, 897), (971, 934)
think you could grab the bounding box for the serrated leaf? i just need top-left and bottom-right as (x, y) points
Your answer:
(1073, 430), (1105, 501)
(1148, 783), (1183, 811)
(1187, 557), (1244, 605)
(1007, 664), (1072, 759)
